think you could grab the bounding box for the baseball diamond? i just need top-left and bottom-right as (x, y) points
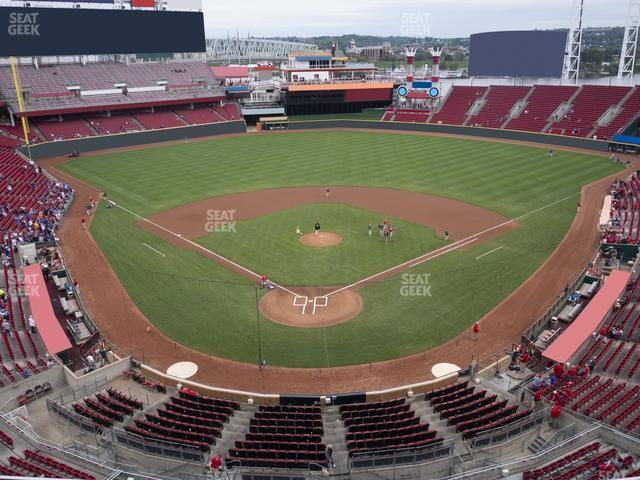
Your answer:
(48, 130), (623, 374)
(4, 2), (640, 479)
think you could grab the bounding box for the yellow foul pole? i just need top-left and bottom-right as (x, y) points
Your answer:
(8, 57), (31, 150)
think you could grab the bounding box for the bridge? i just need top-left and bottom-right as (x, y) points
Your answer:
(206, 38), (318, 62)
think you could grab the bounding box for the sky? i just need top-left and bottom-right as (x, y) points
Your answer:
(203, 0), (629, 39)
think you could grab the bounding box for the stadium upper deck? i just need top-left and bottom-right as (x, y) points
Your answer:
(0, 61), (224, 116)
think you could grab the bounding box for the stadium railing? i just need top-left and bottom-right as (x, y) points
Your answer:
(468, 408), (548, 450)
(2, 400), (195, 480)
(349, 438), (455, 470)
(433, 423), (640, 480)
(521, 258), (596, 343)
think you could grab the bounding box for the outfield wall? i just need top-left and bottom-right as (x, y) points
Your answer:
(19, 121), (247, 161)
(288, 120), (612, 152)
(20, 119), (616, 161)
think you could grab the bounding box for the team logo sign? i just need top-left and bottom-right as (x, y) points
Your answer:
(397, 85), (409, 97)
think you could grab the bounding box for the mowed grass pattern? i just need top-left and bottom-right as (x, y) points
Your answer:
(196, 203), (446, 285)
(58, 131), (622, 367)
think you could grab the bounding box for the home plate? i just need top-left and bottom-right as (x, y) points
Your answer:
(166, 361), (198, 379)
(431, 363), (461, 378)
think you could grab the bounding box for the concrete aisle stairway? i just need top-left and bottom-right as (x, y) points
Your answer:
(211, 404), (256, 459)
(409, 395), (460, 443)
(322, 406), (349, 473)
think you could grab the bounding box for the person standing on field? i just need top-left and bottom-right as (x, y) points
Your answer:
(315, 222), (321, 236)
(368, 222), (372, 236)
(444, 228), (449, 241)
(472, 323), (479, 341)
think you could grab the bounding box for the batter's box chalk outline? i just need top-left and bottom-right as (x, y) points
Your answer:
(312, 296), (329, 315)
(293, 295), (310, 315)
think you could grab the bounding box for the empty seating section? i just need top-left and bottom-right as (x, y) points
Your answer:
(0, 136), (19, 148)
(429, 86), (487, 125)
(379, 84), (638, 138)
(340, 398), (441, 457)
(23, 450), (95, 480)
(428, 381), (531, 440)
(505, 85), (578, 132)
(521, 443), (636, 480)
(0, 61), (224, 113)
(85, 114), (141, 135)
(59, 63), (118, 91)
(125, 390), (238, 453)
(549, 85), (630, 137)
(0, 124), (39, 144)
(211, 103), (242, 121)
(222, 103), (241, 120)
(175, 106), (224, 125)
(33, 118), (95, 140)
(393, 110), (429, 123)
(467, 86), (530, 128)
(0, 430), (13, 449)
(595, 87), (640, 140)
(228, 404), (327, 469)
(0, 102), (241, 144)
(0, 64), (66, 98)
(72, 389), (141, 429)
(132, 110), (186, 130)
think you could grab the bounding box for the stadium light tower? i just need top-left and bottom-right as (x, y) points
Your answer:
(562, 0), (584, 83)
(618, 0), (640, 84)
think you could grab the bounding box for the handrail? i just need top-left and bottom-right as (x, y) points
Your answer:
(538, 423), (576, 451)
(351, 438), (454, 461)
(521, 252), (598, 342)
(442, 424), (603, 480)
(468, 408), (548, 447)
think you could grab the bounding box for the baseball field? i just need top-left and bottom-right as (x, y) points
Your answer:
(55, 130), (622, 369)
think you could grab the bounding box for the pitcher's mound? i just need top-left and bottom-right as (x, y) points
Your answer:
(260, 287), (362, 328)
(299, 232), (342, 247)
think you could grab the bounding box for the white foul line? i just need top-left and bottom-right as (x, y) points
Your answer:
(476, 246), (504, 260)
(113, 202), (300, 297)
(324, 192), (579, 298)
(113, 191), (578, 300)
(325, 237), (478, 298)
(143, 243), (166, 258)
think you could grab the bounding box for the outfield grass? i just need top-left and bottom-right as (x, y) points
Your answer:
(58, 131), (622, 367)
(196, 203), (445, 285)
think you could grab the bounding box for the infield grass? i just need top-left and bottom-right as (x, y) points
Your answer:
(58, 130), (622, 367)
(196, 203), (445, 285)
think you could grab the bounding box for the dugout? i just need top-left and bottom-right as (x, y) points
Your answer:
(257, 116), (289, 131)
